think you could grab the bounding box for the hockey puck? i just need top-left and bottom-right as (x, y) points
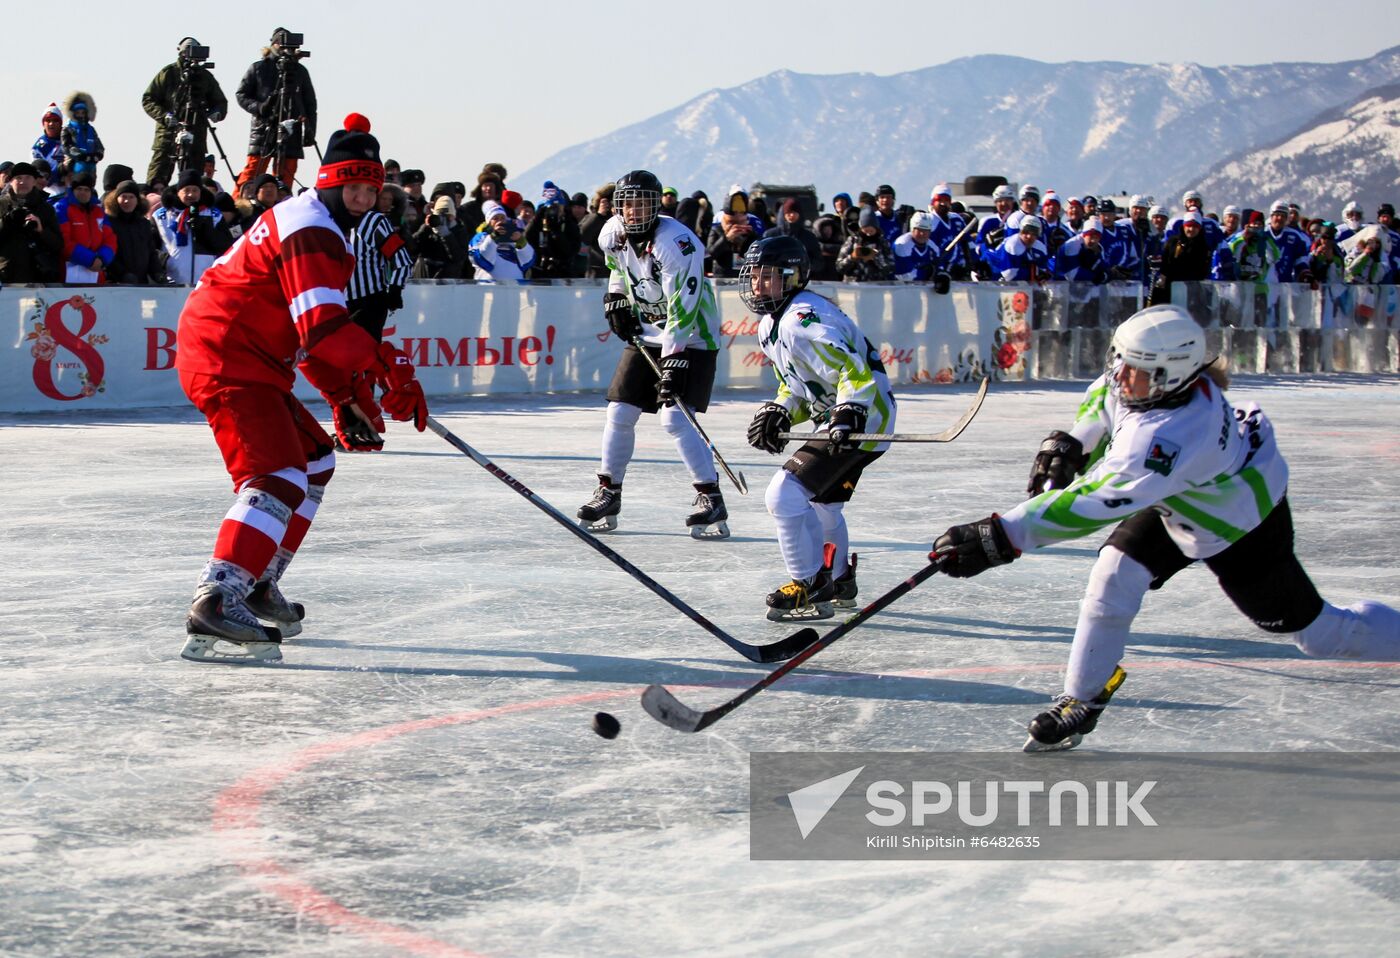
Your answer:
(591, 711), (621, 740)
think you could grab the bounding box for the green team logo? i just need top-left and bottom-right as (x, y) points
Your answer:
(676, 236), (695, 256)
(1144, 437), (1181, 476)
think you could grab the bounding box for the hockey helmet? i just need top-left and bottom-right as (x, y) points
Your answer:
(908, 210), (934, 232)
(1107, 305), (1207, 409)
(1019, 184), (1041, 201)
(613, 169), (663, 237)
(739, 235), (810, 316)
(991, 184), (1016, 202)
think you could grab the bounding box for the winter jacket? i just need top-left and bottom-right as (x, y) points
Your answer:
(984, 233), (1050, 283)
(874, 209), (904, 246)
(924, 211), (969, 274)
(31, 133), (64, 172)
(578, 211), (613, 278)
(411, 221), (471, 279)
(707, 211), (762, 277)
(1264, 225), (1313, 282)
(892, 232), (939, 282)
(235, 54), (317, 157)
(1157, 232), (1212, 287)
(469, 228), (535, 282)
(1212, 232), (1281, 288)
(102, 191), (166, 284)
(811, 213), (845, 281)
(0, 186), (63, 282)
(142, 61), (228, 132)
(52, 188), (116, 282)
(1165, 215), (1224, 253)
(1050, 235), (1108, 284)
(60, 91), (105, 177)
(524, 201), (581, 278)
(1098, 220), (1141, 279)
(836, 231), (894, 281)
(154, 189), (225, 285)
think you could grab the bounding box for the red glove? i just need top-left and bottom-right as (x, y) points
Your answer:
(323, 373), (385, 452)
(375, 342), (428, 431)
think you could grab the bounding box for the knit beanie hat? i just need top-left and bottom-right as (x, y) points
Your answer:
(858, 207), (878, 230)
(316, 114), (384, 190)
(432, 195), (455, 216)
(42, 102), (61, 122)
(176, 169), (203, 189)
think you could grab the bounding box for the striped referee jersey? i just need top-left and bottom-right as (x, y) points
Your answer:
(347, 210), (412, 302)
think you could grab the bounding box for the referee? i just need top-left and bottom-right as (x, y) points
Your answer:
(347, 202), (412, 342)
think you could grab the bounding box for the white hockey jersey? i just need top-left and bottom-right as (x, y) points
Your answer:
(600, 215), (718, 355)
(757, 290), (896, 453)
(1001, 374), (1289, 560)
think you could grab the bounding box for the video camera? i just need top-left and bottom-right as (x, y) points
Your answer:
(272, 30), (311, 60)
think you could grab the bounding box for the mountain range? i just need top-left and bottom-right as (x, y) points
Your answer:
(515, 47), (1400, 211)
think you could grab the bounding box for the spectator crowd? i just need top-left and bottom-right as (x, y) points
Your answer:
(2, 35), (1398, 304)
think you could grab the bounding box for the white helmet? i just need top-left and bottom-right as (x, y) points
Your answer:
(1108, 305), (1207, 409)
(1130, 194), (1149, 209)
(908, 210), (934, 231)
(1148, 205), (1167, 219)
(992, 184), (1016, 202)
(1019, 183), (1041, 200)
(1181, 189), (1203, 207)
(1343, 200), (1362, 216)
(1222, 204), (1241, 217)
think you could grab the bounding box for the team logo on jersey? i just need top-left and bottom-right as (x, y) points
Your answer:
(676, 236), (695, 256)
(1144, 438), (1181, 476)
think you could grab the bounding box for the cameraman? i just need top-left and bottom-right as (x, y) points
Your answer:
(0, 162), (63, 282)
(143, 37), (229, 187)
(836, 207), (894, 281)
(234, 27), (317, 194)
(525, 183), (581, 279)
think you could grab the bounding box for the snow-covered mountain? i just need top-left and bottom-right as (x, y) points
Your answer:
(515, 48), (1400, 205)
(1191, 82), (1400, 216)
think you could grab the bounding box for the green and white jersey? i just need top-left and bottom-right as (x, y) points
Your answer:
(600, 215), (719, 355)
(1001, 374), (1289, 560)
(757, 290), (897, 453)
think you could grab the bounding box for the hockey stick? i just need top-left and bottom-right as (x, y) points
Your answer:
(641, 562), (941, 732)
(944, 215), (978, 254)
(424, 416), (804, 663)
(777, 375), (988, 445)
(630, 337), (748, 495)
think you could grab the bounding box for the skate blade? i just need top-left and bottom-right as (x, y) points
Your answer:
(181, 634), (283, 664)
(579, 515), (618, 533)
(766, 601), (834, 623)
(689, 521), (731, 540)
(1022, 732), (1083, 753)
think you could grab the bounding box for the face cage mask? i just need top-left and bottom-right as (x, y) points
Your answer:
(1107, 350), (1202, 410)
(739, 263), (799, 315)
(614, 188), (660, 236)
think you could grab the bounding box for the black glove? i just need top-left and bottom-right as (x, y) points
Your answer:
(748, 402), (792, 454)
(826, 402), (867, 454)
(207, 109), (224, 123)
(387, 286), (404, 312)
(932, 271), (951, 295)
(604, 292), (641, 340)
(985, 227), (1005, 249)
(1025, 430), (1087, 497)
(657, 353), (689, 407)
(930, 515), (1018, 578)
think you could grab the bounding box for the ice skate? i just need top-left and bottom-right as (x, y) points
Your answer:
(181, 584), (283, 664)
(765, 570), (835, 622)
(686, 482), (730, 540)
(823, 543), (858, 608)
(247, 578), (305, 638)
(1023, 666), (1127, 752)
(577, 475), (622, 532)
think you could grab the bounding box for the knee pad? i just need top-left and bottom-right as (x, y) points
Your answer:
(658, 404), (690, 437)
(240, 467), (308, 514)
(1081, 546), (1154, 626)
(607, 402), (643, 430)
(307, 449), (336, 487)
(765, 469), (814, 519)
(811, 500), (844, 533)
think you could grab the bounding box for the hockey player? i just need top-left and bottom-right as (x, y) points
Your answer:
(924, 184), (969, 278)
(929, 305), (1400, 750)
(974, 184), (1017, 278)
(577, 169), (727, 538)
(175, 118), (429, 663)
(742, 236), (896, 621)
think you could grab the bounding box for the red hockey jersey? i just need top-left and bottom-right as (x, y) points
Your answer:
(175, 190), (376, 392)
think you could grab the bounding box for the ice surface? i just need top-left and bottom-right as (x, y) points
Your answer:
(3, 377), (1400, 957)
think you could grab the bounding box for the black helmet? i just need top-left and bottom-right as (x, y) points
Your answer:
(614, 169), (662, 237)
(739, 235), (810, 315)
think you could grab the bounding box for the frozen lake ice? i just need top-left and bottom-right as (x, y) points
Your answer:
(3, 376), (1399, 957)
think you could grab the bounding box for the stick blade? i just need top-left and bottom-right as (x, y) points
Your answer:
(641, 684), (709, 732)
(756, 626), (821, 663)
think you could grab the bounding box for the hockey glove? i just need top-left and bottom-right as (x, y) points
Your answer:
(1026, 430), (1087, 496)
(826, 402), (867, 455)
(932, 271), (952, 295)
(657, 353), (689, 407)
(985, 227), (1005, 250)
(604, 292), (641, 341)
(325, 373), (384, 452)
(748, 402), (792, 454)
(375, 342), (428, 431)
(930, 515), (1018, 578)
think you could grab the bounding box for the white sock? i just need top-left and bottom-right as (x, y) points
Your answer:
(600, 402), (642, 483)
(766, 470), (823, 580)
(659, 405), (717, 484)
(1291, 601), (1400, 659)
(1064, 546), (1152, 701)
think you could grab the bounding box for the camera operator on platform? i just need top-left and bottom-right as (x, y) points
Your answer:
(234, 27), (316, 194)
(143, 37), (229, 187)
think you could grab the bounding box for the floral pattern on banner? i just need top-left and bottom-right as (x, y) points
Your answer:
(25, 294), (109, 399)
(928, 290), (1032, 384)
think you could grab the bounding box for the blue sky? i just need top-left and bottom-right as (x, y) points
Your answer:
(7, 0), (1395, 189)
